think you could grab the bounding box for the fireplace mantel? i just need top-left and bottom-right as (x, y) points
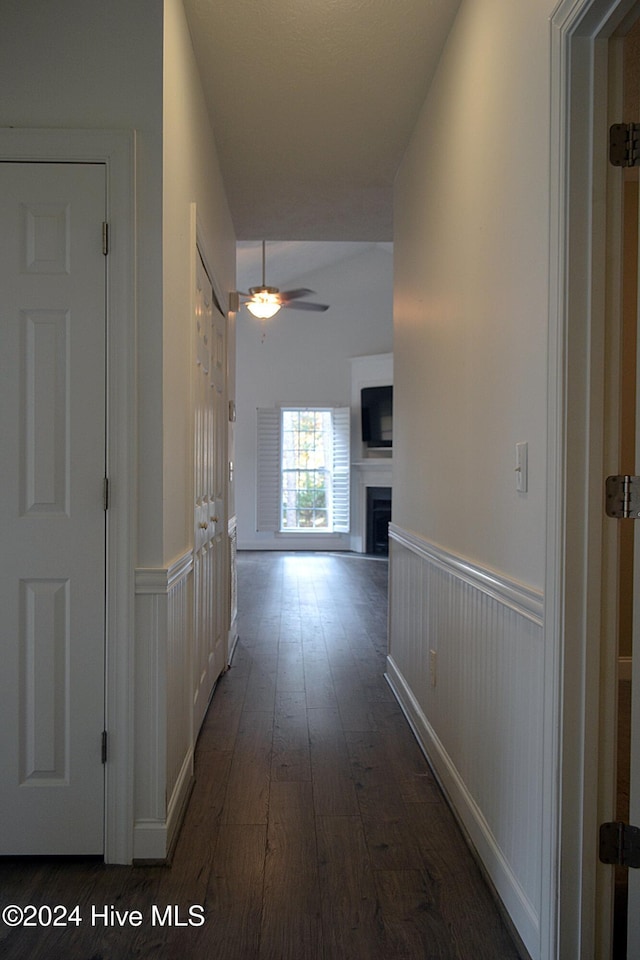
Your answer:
(351, 461), (392, 553)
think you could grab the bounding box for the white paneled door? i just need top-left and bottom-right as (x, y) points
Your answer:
(0, 162), (106, 854)
(192, 250), (227, 735)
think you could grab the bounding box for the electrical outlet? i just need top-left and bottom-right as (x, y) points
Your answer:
(429, 649), (437, 687)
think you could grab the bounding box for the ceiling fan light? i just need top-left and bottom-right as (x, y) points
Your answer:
(246, 291), (281, 319)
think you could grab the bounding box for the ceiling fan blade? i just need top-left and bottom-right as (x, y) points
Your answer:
(280, 288), (315, 301)
(281, 300), (329, 312)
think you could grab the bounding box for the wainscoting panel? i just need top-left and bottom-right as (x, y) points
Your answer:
(133, 552), (194, 860)
(387, 524), (544, 958)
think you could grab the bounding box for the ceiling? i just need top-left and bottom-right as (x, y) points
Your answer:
(183, 0), (462, 243)
(236, 239), (391, 295)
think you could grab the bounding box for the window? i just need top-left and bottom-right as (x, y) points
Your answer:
(281, 409), (331, 530)
(257, 406), (350, 534)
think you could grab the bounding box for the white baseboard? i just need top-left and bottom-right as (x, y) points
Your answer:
(237, 533), (350, 551)
(228, 625), (239, 665)
(132, 748), (193, 862)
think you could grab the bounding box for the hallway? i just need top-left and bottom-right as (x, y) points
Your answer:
(0, 551), (522, 960)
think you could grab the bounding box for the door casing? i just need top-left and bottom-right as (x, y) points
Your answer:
(548, 1), (640, 957)
(0, 128), (136, 864)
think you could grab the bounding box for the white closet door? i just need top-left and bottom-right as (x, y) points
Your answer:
(193, 250), (227, 734)
(0, 161), (106, 854)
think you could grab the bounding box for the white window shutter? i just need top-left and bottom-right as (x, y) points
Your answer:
(256, 407), (281, 531)
(332, 407), (350, 532)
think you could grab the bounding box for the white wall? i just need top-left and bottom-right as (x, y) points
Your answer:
(163, 0), (236, 563)
(236, 244), (393, 549)
(0, 0), (237, 569)
(394, 0), (551, 590)
(391, 2), (556, 957)
(0, 0), (166, 566)
(153, 0), (237, 853)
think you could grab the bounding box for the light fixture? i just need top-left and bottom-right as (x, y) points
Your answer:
(245, 287), (281, 319)
(243, 242), (282, 319)
(238, 241), (329, 317)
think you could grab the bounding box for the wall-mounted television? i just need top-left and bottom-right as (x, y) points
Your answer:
(361, 385), (393, 448)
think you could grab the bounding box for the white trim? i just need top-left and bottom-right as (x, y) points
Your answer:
(351, 461), (392, 554)
(238, 534), (351, 552)
(133, 552), (194, 862)
(389, 524), (543, 626)
(386, 655), (540, 955)
(256, 406), (281, 532)
(331, 406), (351, 533)
(135, 550), (194, 595)
(257, 405), (352, 536)
(228, 515), (239, 664)
(0, 128), (136, 865)
(547, 1), (639, 955)
(132, 746), (194, 863)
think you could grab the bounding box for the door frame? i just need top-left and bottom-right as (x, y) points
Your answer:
(0, 128), (136, 863)
(548, 1), (640, 956)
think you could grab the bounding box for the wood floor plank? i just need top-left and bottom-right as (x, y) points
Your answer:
(202, 822), (267, 960)
(221, 710), (273, 825)
(259, 782), (323, 960)
(275, 642), (305, 691)
(362, 816), (426, 871)
(270, 709), (312, 782)
(199, 679), (246, 752)
(399, 772), (443, 804)
(316, 815), (387, 960)
(335, 686), (379, 732)
(275, 688), (307, 715)
(242, 669), (277, 714)
(308, 707), (360, 817)
(373, 867), (458, 959)
(303, 660), (338, 709)
(356, 777), (409, 822)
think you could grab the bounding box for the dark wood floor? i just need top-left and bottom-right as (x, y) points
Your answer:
(0, 551), (522, 960)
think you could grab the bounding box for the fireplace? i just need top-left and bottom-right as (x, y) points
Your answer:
(366, 486), (392, 556)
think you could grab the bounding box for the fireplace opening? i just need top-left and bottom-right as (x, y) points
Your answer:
(366, 486), (392, 556)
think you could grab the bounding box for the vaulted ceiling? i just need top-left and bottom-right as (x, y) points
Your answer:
(183, 0), (462, 243)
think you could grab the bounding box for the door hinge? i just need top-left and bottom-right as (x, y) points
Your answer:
(599, 821), (640, 868)
(101, 730), (108, 764)
(102, 221), (110, 256)
(103, 476), (110, 511)
(609, 123), (640, 167)
(605, 475), (640, 518)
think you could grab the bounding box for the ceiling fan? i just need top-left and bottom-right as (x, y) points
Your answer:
(238, 241), (329, 318)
